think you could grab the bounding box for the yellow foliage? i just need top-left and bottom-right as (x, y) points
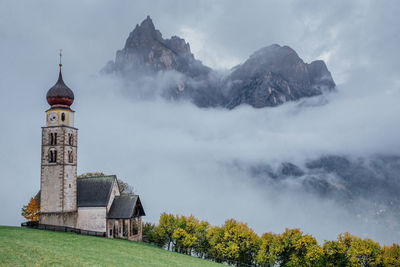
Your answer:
(382, 244), (400, 266)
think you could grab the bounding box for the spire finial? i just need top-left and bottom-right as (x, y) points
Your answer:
(59, 49), (63, 69)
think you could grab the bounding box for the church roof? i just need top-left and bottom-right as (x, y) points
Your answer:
(108, 195), (146, 219)
(36, 175), (146, 219)
(77, 175), (116, 207)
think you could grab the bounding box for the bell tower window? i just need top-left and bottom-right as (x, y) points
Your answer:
(49, 148), (57, 163)
(68, 151), (73, 163)
(61, 113), (66, 122)
(68, 134), (73, 146)
(50, 133), (57, 145)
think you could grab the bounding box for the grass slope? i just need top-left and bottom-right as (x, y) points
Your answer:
(0, 226), (221, 267)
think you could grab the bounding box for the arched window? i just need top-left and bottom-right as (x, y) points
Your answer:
(68, 151), (73, 163)
(50, 133), (57, 145)
(68, 134), (73, 146)
(61, 113), (66, 122)
(49, 148), (57, 163)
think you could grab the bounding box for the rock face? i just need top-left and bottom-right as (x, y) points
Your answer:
(105, 16), (210, 78)
(103, 16), (336, 109)
(224, 45), (335, 108)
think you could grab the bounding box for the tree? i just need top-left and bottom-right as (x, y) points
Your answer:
(323, 232), (383, 267)
(77, 172), (105, 178)
(256, 232), (277, 266)
(193, 220), (211, 259)
(382, 244), (400, 266)
(21, 196), (40, 222)
(207, 219), (260, 266)
(322, 239), (350, 266)
(268, 228), (323, 267)
(118, 180), (134, 195)
(142, 222), (167, 247)
(347, 236), (382, 266)
(172, 215), (195, 254)
(156, 213), (177, 250)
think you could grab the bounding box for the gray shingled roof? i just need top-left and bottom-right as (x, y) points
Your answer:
(107, 195), (145, 219)
(77, 176), (116, 207)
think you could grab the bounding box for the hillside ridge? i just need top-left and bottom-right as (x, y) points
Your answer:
(0, 226), (220, 266)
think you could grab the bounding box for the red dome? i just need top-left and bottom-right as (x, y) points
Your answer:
(46, 69), (74, 108)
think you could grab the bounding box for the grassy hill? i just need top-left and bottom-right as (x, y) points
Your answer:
(0, 226), (221, 266)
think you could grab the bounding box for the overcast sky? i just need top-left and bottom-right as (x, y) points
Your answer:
(1, 0), (400, 244)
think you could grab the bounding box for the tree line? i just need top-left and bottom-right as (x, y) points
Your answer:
(143, 213), (400, 267)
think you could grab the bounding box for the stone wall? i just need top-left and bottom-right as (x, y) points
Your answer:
(39, 212), (77, 228)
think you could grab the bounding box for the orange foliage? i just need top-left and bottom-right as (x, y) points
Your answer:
(21, 197), (40, 222)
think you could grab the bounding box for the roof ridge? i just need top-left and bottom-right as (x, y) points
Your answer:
(78, 175), (116, 179)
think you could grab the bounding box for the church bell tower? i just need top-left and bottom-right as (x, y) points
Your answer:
(40, 53), (78, 225)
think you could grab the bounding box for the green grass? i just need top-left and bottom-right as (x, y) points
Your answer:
(0, 226), (221, 267)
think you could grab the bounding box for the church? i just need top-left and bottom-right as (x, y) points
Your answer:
(37, 58), (145, 241)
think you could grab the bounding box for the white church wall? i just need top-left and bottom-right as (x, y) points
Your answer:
(106, 178), (120, 212)
(77, 207), (107, 232)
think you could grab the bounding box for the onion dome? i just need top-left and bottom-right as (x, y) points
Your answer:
(46, 67), (74, 108)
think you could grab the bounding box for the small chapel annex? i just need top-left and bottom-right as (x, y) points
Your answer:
(36, 58), (145, 241)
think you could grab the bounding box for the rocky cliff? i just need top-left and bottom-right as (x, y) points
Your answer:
(103, 16), (336, 108)
(224, 45), (335, 108)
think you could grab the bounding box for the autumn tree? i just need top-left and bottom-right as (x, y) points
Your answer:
(207, 219), (260, 266)
(382, 244), (400, 266)
(346, 235), (382, 266)
(267, 228), (323, 267)
(256, 232), (277, 266)
(322, 232), (384, 267)
(156, 213), (177, 250)
(21, 196), (40, 222)
(193, 220), (211, 259)
(172, 215), (198, 254)
(322, 239), (350, 266)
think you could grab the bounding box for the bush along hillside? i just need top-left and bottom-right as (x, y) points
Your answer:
(143, 213), (400, 267)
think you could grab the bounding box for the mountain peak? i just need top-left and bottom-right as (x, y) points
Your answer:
(125, 16), (163, 50)
(139, 15), (156, 31)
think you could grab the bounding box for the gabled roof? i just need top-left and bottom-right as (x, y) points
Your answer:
(77, 175), (116, 207)
(107, 195), (146, 219)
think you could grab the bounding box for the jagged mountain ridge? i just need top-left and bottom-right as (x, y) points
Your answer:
(103, 16), (336, 108)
